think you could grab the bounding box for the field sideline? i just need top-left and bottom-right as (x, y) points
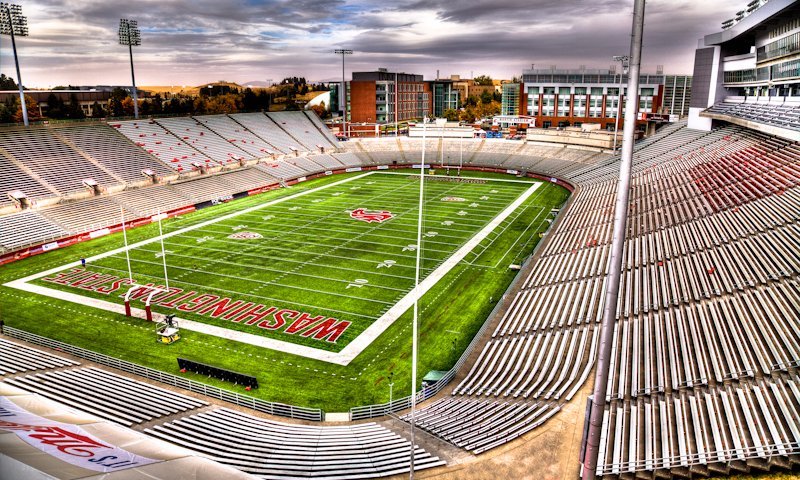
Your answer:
(1, 170), (570, 411)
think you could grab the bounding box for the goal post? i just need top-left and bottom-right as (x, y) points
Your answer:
(123, 285), (165, 322)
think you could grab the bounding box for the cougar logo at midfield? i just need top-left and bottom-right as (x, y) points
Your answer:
(350, 208), (394, 223)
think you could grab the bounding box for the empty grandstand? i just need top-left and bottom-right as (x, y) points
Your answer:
(2, 108), (798, 479)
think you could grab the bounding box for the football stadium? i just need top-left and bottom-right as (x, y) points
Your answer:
(0, 0), (799, 479)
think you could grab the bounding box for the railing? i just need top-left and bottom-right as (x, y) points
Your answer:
(3, 326), (323, 422)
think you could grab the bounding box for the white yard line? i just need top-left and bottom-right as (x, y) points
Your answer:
(6, 173), (542, 366)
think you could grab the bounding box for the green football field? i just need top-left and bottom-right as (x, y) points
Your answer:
(2, 170), (569, 411)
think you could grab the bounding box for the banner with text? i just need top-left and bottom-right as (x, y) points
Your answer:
(0, 396), (158, 472)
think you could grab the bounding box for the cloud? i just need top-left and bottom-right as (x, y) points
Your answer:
(4, 0), (736, 87)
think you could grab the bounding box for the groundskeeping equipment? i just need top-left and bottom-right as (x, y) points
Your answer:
(156, 314), (180, 344)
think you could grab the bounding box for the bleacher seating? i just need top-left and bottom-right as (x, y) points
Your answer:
(145, 407), (445, 479)
(0, 128), (119, 194)
(3, 366), (207, 427)
(156, 117), (252, 165)
(113, 119), (211, 173)
(194, 114), (279, 159)
(705, 98), (800, 133)
(2, 112), (798, 478)
(229, 113), (300, 154)
(0, 154), (57, 204)
(401, 121), (800, 477)
(0, 338), (78, 375)
(268, 111), (336, 151)
(303, 110), (340, 146)
(55, 124), (174, 183)
(39, 196), (136, 234)
(0, 210), (66, 252)
(113, 184), (192, 217)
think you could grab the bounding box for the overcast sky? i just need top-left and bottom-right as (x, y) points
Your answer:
(2, 0), (740, 87)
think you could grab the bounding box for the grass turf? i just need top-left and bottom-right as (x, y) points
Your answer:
(2, 169), (569, 412)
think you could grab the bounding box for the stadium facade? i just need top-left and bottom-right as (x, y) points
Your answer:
(689, 0), (800, 136)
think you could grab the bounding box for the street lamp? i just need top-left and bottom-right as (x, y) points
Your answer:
(119, 19), (142, 119)
(0, 3), (29, 126)
(611, 55), (629, 152)
(334, 49), (353, 137)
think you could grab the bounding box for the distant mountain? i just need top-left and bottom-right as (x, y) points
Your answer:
(241, 80), (272, 87)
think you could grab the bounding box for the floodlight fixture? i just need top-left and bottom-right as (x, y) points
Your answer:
(334, 49), (353, 137)
(119, 18), (142, 119)
(0, 2), (29, 126)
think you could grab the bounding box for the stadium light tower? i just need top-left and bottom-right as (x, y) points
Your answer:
(334, 49), (352, 137)
(0, 3), (30, 126)
(611, 55), (629, 152)
(119, 18), (142, 119)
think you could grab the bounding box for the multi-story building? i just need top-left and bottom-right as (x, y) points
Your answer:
(514, 68), (679, 131)
(334, 69), (461, 136)
(688, 0), (800, 132)
(345, 69), (431, 126)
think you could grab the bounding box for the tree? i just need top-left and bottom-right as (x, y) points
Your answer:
(14, 95), (40, 123)
(108, 87), (130, 117)
(480, 90), (493, 104)
(443, 108), (459, 121)
(242, 88), (259, 112)
(45, 93), (66, 119)
(66, 93), (85, 119)
(121, 97), (136, 116)
(309, 103), (326, 119)
(473, 75), (493, 86)
(0, 96), (18, 123)
(206, 94), (240, 114)
(0, 73), (18, 90)
(90, 101), (106, 118)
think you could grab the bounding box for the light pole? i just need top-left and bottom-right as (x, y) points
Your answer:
(395, 71), (399, 136)
(388, 371), (394, 414)
(334, 49), (352, 137)
(611, 55), (629, 152)
(409, 116), (428, 479)
(581, 1), (646, 478)
(119, 19), (142, 119)
(0, 3), (29, 127)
